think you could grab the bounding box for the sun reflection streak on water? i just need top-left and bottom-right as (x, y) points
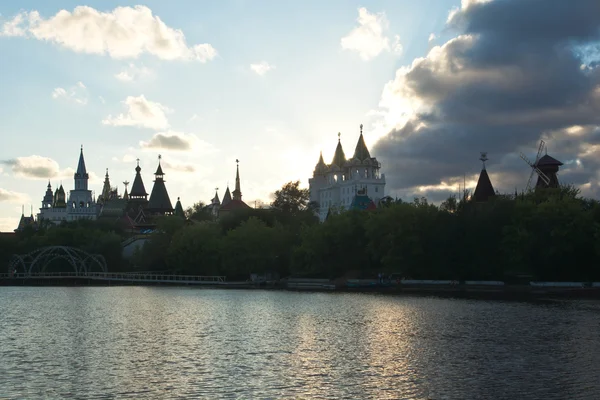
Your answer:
(0, 288), (600, 399)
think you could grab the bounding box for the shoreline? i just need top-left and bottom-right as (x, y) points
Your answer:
(2, 278), (600, 300)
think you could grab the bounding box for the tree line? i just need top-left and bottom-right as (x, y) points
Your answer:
(3, 181), (600, 281)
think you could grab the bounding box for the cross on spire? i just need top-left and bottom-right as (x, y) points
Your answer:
(479, 152), (489, 169)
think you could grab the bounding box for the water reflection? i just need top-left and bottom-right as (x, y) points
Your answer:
(0, 287), (599, 399)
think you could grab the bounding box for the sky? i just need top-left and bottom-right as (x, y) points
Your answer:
(0, 0), (599, 231)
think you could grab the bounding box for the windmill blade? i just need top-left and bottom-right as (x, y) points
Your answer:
(534, 140), (545, 165)
(526, 167), (536, 191)
(535, 167), (551, 185)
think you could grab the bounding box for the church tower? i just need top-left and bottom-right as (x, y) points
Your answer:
(67, 146), (95, 221)
(232, 159), (243, 202)
(74, 146), (89, 191)
(41, 181), (53, 209)
(147, 155), (174, 215)
(218, 160), (250, 215)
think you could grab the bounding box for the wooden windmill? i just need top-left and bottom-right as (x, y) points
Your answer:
(520, 140), (563, 191)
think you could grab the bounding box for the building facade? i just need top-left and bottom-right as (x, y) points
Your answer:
(309, 125), (386, 222)
(38, 147), (96, 224)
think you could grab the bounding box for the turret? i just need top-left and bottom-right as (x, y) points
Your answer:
(42, 181), (53, 209)
(74, 145), (89, 191)
(54, 184), (67, 208)
(313, 152), (328, 177)
(174, 197), (185, 218)
(473, 152), (495, 202)
(331, 133), (346, 169)
(129, 159), (148, 200)
(352, 124), (371, 161)
(99, 168), (111, 204)
(222, 186), (232, 207)
(147, 155), (173, 215)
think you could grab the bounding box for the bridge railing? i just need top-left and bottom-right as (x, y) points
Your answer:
(0, 271), (226, 282)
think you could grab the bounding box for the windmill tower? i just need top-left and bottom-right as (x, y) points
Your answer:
(519, 140), (563, 191)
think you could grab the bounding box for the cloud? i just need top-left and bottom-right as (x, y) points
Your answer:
(0, 155), (100, 183)
(250, 61), (275, 76)
(51, 81), (88, 105)
(161, 159), (196, 173)
(102, 95), (171, 130)
(1, 156), (61, 179)
(139, 131), (218, 155)
(340, 7), (401, 61)
(115, 63), (154, 82)
(0, 6), (218, 62)
(369, 0), (600, 200)
(0, 188), (29, 203)
(0, 217), (19, 232)
(428, 33), (437, 42)
(140, 131), (194, 151)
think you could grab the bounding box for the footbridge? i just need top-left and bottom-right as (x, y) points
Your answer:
(1, 271), (227, 285)
(4, 246), (226, 285)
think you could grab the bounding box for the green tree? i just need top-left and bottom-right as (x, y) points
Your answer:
(271, 180), (310, 215)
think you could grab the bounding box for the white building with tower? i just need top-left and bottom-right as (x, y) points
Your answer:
(38, 146), (97, 224)
(309, 125), (386, 222)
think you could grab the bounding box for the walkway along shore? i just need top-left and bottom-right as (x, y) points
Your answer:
(2, 273), (600, 299)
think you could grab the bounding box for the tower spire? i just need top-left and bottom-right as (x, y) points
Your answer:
(233, 159), (242, 201)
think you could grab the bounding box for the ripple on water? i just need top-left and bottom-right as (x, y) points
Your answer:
(0, 287), (599, 399)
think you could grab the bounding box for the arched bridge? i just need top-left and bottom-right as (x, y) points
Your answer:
(7, 246), (107, 276)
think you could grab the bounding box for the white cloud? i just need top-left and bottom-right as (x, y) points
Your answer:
(98, 96), (106, 104)
(341, 7), (400, 61)
(51, 81), (88, 105)
(0, 188), (29, 204)
(0, 6), (218, 62)
(115, 63), (154, 82)
(102, 95), (171, 130)
(250, 61), (275, 76)
(428, 33), (437, 42)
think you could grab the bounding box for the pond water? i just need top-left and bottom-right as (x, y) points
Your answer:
(1, 287), (599, 399)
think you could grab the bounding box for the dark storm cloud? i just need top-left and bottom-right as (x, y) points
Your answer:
(373, 0), (600, 199)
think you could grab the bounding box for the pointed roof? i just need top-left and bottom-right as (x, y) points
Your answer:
(222, 186), (232, 207)
(314, 152), (328, 175)
(350, 193), (377, 211)
(331, 134), (346, 167)
(473, 168), (495, 202)
(155, 162), (164, 176)
(75, 145), (88, 177)
(129, 159), (148, 199)
(174, 197), (185, 218)
(212, 190), (221, 205)
(148, 157), (173, 213)
(232, 160), (242, 201)
(535, 154), (563, 167)
(352, 124), (371, 161)
(99, 168), (111, 203)
(43, 181), (53, 204)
